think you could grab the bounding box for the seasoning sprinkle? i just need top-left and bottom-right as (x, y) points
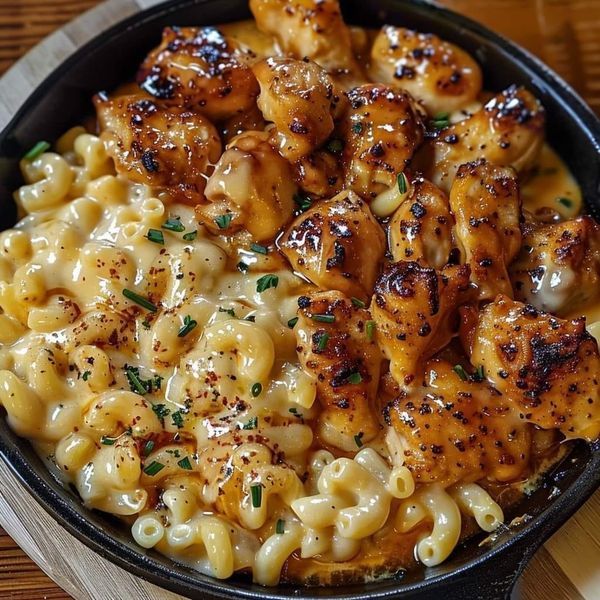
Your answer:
(143, 461), (165, 476)
(23, 141), (50, 161)
(397, 172), (408, 194)
(250, 242), (268, 255)
(146, 229), (164, 245)
(177, 456), (192, 470)
(311, 314), (335, 323)
(162, 217), (185, 232)
(123, 289), (157, 312)
(453, 364), (469, 381)
(214, 214), (233, 229)
(178, 314), (197, 337)
(250, 483), (262, 508)
(317, 332), (329, 351)
(256, 274), (279, 293)
(251, 382), (263, 397)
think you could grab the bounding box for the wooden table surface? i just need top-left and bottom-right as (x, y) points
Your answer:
(0, 1), (599, 599)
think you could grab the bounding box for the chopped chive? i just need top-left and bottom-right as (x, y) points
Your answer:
(143, 460), (165, 476)
(162, 217), (185, 232)
(326, 138), (344, 154)
(183, 230), (198, 241)
(81, 370), (91, 382)
(287, 316), (299, 329)
(23, 141), (50, 161)
(351, 297), (366, 308)
(214, 214), (233, 229)
(352, 122), (363, 134)
(347, 372), (362, 385)
(557, 197), (573, 209)
(311, 314), (335, 323)
(101, 435), (117, 445)
(433, 111), (450, 121)
(397, 172), (408, 194)
(123, 289), (157, 312)
(431, 112), (451, 130)
(219, 307), (236, 317)
(317, 332), (329, 351)
(152, 404), (170, 420)
(366, 320), (376, 341)
(178, 314), (198, 337)
(143, 440), (155, 456)
(171, 411), (184, 429)
(126, 366), (149, 395)
(289, 407), (298, 415)
(256, 274), (279, 293)
(250, 242), (268, 255)
(237, 261), (249, 272)
(146, 229), (164, 245)
(354, 432), (364, 448)
(276, 519), (285, 534)
(453, 364), (469, 381)
(473, 365), (485, 382)
(294, 193), (313, 212)
(242, 416), (258, 430)
(251, 382), (263, 397)
(250, 483), (262, 508)
(177, 456), (192, 470)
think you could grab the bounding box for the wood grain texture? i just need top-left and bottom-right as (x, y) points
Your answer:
(0, 1), (599, 599)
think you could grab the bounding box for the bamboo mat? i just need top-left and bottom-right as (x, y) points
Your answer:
(0, 1), (599, 599)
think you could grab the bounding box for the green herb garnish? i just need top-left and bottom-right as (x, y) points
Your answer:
(250, 242), (268, 255)
(123, 289), (157, 312)
(557, 197), (573, 209)
(366, 320), (376, 341)
(183, 230), (197, 241)
(178, 315), (198, 337)
(311, 314), (335, 324)
(242, 416), (258, 430)
(250, 483), (262, 508)
(326, 138), (344, 154)
(453, 364), (469, 382)
(171, 411), (185, 429)
(287, 317), (299, 329)
(276, 519), (285, 534)
(146, 229), (164, 245)
(152, 404), (170, 421)
(317, 332), (329, 351)
(143, 440), (155, 456)
(23, 141), (50, 161)
(82, 371), (91, 382)
(352, 122), (363, 134)
(256, 274), (279, 293)
(354, 432), (364, 448)
(351, 297), (366, 308)
(101, 436), (117, 445)
(347, 372), (362, 385)
(219, 307), (236, 317)
(251, 383), (263, 397)
(162, 217), (185, 232)
(294, 193), (312, 212)
(177, 456), (192, 470)
(214, 214), (233, 229)
(237, 261), (249, 272)
(143, 461), (165, 476)
(397, 172), (408, 194)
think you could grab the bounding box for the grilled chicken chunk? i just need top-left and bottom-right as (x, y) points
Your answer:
(449, 160), (522, 301)
(371, 261), (471, 388)
(279, 190), (386, 300)
(471, 295), (600, 441)
(95, 95), (221, 201)
(293, 151), (344, 198)
(429, 85), (545, 192)
(510, 216), (600, 316)
(198, 131), (296, 241)
(137, 26), (259, 121)
(252, 57), (344, 162)
(249, 0), (361, 76)
(341, 84), (425, 199)
(370, 26), (482, 115)
(386, 359), (532, 486)
(389, 177), (454, 269)
(294, 291), (382, 450)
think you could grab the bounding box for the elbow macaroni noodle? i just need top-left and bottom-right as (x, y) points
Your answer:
(1, 121), (551, 584)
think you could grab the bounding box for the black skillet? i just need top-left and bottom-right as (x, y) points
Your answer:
(0, 1), (599, 598)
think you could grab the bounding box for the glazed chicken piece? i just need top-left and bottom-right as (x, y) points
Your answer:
(386, 359), (532, 486)
(294, 291), (382, 451)
(371, 261), (471, 388)
(249, 0), (361, 76)
(293, 151), (344, 198)
(370, 26), (483, 115)
(197, 131), (296, 241)
(137, 26), (259, 121)
(279, 190), (386, 301)
(389, 176), (454, 269)
(471, 295), (600, 441)
(449, 160), (522, 301)
(252, 57), (344, 162)
(95, 95), (221, 201)
(341, 84), (425, 199)
(510, 216), (600, 316)
(429, 85), (545, 192)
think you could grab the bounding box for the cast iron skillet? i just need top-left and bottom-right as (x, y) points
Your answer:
(0, 1), (599, 598)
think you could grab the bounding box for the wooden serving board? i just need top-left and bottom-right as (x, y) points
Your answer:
(0, 1), (599, 599)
